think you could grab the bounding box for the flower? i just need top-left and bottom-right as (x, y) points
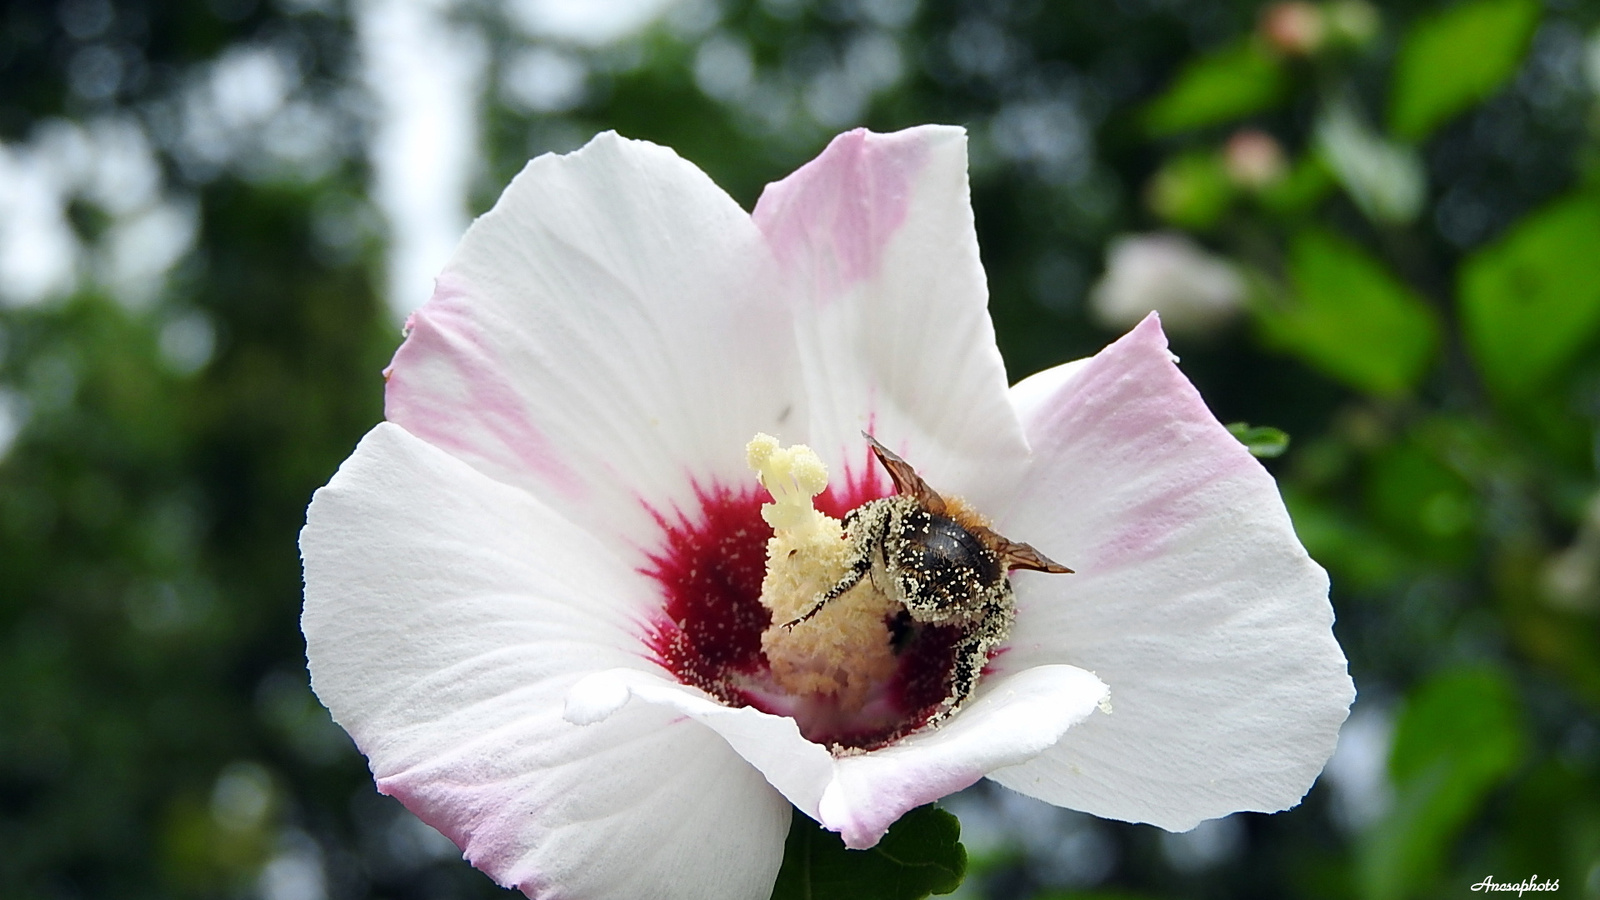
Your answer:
(1089, 232), (1247, 336)
(301, 126), (1353, 900)
(1224, 128), (1288, 190)
(1260, 1), (1326, 57)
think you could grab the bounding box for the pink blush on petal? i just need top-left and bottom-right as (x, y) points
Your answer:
(385, 278), (585, 502)
(376, 772), (554, 899)
(753, 129), (928, 296)
(1087, 478), (1229, 571)
(1023, 314), (1262, 571)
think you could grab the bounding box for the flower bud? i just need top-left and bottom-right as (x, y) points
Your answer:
(1225, 129), (1288, 189)
(1261, 1), (1326, 57)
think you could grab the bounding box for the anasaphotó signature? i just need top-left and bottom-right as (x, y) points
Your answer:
(1472, 875), (1559, 895)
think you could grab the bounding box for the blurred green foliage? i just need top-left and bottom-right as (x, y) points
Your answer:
(1141, 40), (1288, 137)
(1460, 193), (1600, 399)
(1259, 227), (1440, 397)
(3, 0), (1600, 899)
(1146, 150), (1235, 231)
(1387, 0), (1541, 140)
(1226, 421), (1291, 458)
(1359, 668), (1525, 900)
(773, 806), (966, 900)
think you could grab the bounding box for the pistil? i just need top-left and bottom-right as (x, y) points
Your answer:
(746, 435), (899, 713)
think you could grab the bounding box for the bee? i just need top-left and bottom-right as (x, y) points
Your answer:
(787, 433), (1072, 723)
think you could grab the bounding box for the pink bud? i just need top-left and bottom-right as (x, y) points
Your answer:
(1261, 1), (1326, 56)
(1225, 129), (1288, 188)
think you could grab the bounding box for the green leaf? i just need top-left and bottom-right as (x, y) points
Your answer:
(1386, 669), (1522, 784)
(1256, 153), (1334, 216)
(1226, 422), (1291, 458)
(1282, 488), (1409, 591)
(1034, 893), (1165, 900)
(1358, 668), (1525, 900)
(1147, 151), (1235, 231)
(771, 806), (967, 900)
(1256, 229), (1440, 396)
(1388, 0), (1541, 140)
(1364, 440), (1478, 564)
(1459, 193), (1600, 398)
(1142, 40), (1289, 136)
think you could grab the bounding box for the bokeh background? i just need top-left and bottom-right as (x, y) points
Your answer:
(4, 0), (1600, 897)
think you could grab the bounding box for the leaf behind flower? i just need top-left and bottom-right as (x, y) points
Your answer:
(771, 805), (967, 900)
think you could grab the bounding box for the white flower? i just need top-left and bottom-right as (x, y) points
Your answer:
(1089, 232), (1247, 336)
(301, 126), (1353, 900)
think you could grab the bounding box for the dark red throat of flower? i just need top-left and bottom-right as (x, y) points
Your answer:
(640, 468), (968, 752)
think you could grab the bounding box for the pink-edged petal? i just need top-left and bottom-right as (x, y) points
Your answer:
(1007, 357), (1091, 424)
(566, 669), (836, 816)
(987, 314), (1353, 831)
(569, 664), (1107, 850)
(385, 132), (800, 557)
(752, 126), (1027, 506)
(822, 664), (1107, 849)
(301, 423), (788, 900)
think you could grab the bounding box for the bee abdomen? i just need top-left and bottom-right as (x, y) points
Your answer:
(889, 506), (1006, 622)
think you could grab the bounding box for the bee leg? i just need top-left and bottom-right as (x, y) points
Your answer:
(926, 627), (987, 726)
(926, 599), (1012, 725)
(781, 557), (869, 629)
(779, 499), (889, 630)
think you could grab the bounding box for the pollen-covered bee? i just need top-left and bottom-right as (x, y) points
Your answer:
(787, 433), (1072, 723)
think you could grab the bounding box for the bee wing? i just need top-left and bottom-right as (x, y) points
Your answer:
(999, 539), (1074, 573)
(860, 433), (1071, 574)
(968, 523), (1074, 574)
(862, 432), (947, 514)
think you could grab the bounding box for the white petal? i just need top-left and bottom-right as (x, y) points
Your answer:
(1007, 357), (1091, 425)
(566, 668), (836, 816)
(823, 664), (1107, 849)
(302, 423), (788, 900)
(752, 126), (1028, 505)
(571, 663), (1107, 850)
(384, 132), (800, 556)
(989, 315), (1354, 831)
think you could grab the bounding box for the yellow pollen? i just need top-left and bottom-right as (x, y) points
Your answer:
(746, 434), (898, 712)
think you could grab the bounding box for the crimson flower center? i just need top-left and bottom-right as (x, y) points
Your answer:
(642, 465), (967, 752)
